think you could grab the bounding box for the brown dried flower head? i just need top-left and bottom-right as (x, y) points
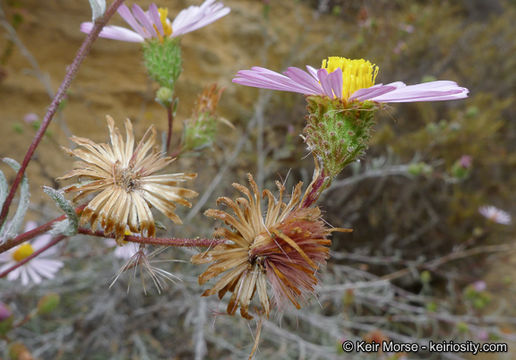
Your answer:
(193, 83), (224, 118)
(59, 116), (198, 241)
(192, 174), (349, 319)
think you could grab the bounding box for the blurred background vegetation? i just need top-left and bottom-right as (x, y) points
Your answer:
(0, 0), (514, 359)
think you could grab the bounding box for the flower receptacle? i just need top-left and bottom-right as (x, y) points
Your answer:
(303, 96), (378, 178)
(143, 38), (182, 88)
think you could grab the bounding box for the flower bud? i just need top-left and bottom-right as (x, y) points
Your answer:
(303, 96), (378, 178)
(155, 86), (174, 108)
(0, 302), (13, 335)
(183, 85), (226, 152)
(450, 155), (472, 180)
(37, 293), (60, 315)
(143, 38), (182, 88)
(0, 302), (11, 321)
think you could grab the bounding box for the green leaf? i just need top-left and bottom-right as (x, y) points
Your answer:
(43, 186), (78, 236)
(1, 158), (30, 238)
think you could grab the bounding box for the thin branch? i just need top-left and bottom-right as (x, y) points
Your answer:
(380, 243), (516, 281)
(77, 227), (225, 248)
(0, 0), (126, 227)
(166, 101), (175, 153)
(0, 205), (85, 253)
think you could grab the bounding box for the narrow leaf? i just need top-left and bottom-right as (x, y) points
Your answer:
(43, 186), (78, 236)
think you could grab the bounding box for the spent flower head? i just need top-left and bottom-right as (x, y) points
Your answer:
(58, 116), (198, 242)
(192, 174), (348, 319)
(0, 222), (63, 285)
(81, 1), (230, 43)
(183, 84), (231, 151)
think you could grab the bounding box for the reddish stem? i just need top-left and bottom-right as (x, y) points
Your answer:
(0, 235), (66, 279)
(78, 227), (225, 247)
(166, 102), (175, 153)
(302, 168), (328, 208)
(0, 0), (126, 228)
(0, 205), (85, 254)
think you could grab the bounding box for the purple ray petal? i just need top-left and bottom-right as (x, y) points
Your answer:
(131, 4), (157, 37)
(117, 4), (148, 38)
(306, 65), (319, 80)
(327, 68), (343, 99)
(172, 0), (229, 37)
(350, 84), (391, 101)
(283, 67), (323, 94)
(369, 81), (469, 102)
(148, 3), (164, 36)
(233, 67), (316, 94)
(80, 23), (144, 42)
(317, 69), (335, 98)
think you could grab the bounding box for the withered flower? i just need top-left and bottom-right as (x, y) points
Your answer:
(59, 116), (197, 241)
(192, 174), (348, 319)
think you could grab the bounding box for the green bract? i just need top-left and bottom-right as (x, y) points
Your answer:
(143, 38), (182, 88)
(304, 96), (378, 178)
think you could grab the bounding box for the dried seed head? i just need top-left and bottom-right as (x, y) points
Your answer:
(192, 174), (349, 319)
(58, 116), (198, 242)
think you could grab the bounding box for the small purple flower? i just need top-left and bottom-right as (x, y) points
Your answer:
(233, 56), (469, 103)
(472, 280), (486, 292)
(475, 329), (489, 341)
(479, 205), (511, 225)
(459, 155), (472, 169)
(23, 113), (39, 124)
(81, 1), (230, 43)
(0, 302), (11, 321)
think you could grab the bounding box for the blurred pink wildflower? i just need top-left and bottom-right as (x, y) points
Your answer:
(105, 238), (140, 260)
(479, 206), (511, 225)
(81, 0), (230, 43)
(0, 222), (63, 285)
(233, 56), (469, 103)
(459, 155), (472, 168)
(472, 280), (487, 292)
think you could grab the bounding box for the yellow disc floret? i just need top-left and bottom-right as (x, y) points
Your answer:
(158, 8), (173, 37)
(12, 243), (35, 262)
(321, 57), (379, 100)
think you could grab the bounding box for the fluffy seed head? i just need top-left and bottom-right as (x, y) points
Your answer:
(58, 116), (198, 242)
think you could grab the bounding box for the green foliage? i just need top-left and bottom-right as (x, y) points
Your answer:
(143, 38), (182, 88)
(304, 96), (379, 178)
(1, 158), (29, 239)
(43, 186), (78, 236)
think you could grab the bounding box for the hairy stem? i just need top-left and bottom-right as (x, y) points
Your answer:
(78, 228), (225, 247)
(0, 0), (126, 227)
(302, 166), (330, 208)
(0, 205), (85, 254)
(166, 102), (175, 153)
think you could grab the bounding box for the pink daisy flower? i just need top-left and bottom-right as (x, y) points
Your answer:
(479, 205), (511, 225)
(0, 222), (63, 286)
(81, 0), (230, 43)
(233, 56), (469, 103)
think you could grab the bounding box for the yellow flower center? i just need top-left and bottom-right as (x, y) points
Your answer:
(321, 57), (379, 100)
(158, 8), (173, 37)
(12, 243), (35, 262)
